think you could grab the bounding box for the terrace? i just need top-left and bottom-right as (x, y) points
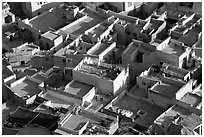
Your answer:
(158, 41), (186, 56)
(60, 108), (116, 134)
(28, 7), (71, 32)
(58, 8), (107, 36)
(178, 25), (202, 47)
(64, 80), (94, 99)
(143, 19), (163, 34)
(179, 92), (202, 108)
(42, 92), (75, 108)
(3, 64), (14, 79)
(78, 62), (122, 80)
(61, 113), (98, 132)
(112, 94), (166, 127)
(10, 78), (41, 98)
(155, 104), (202, 130)
(150, 82), (181, 98)
(89, 43), (110, 56)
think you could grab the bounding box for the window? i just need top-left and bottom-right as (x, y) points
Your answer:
(63, 58), (66, 62)
(136, 51), (144, 63)
(142, 81), (146, 86)
(45, 57), (49, 61)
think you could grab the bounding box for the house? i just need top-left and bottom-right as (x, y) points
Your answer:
(73, 56), (129, 96)
(152, 103), (202, 135)
(56, 106), (118, 135)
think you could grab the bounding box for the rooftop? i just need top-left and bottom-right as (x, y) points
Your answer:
(178, 25), (202, 47)
(88, 41), (113, 56)
(150, 82), (181, 98)
(58, 8), (106, 36)
(77, 61), (122, 80)
(28, 7), (70, 32)
(143, 19), (164, 34)
(42, 91), (78, 106)
(3, 63), (14, 79)
(158, 40), (186, 56)
(41, 31), (61, 41)
(12, 43), (39, 53)
(155, 104), (202, 130)
(112, 94), (165, 127)
(162, 63), (189, 77)
(61, 112), (97, 131)
(10, 78), (41, 98)
(17, 124), (50, 135)
(180, 92), (202, 108)
(64, 80), (93, 99)
(32, 73), (47, 83)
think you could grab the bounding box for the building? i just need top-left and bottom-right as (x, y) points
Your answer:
(83, 16), (118, 44)
(87, 40), (117, 62)
(2, 2), (15, 26)
(39, 31), (63, 51)
(156, 37), (192, 68)
(41, 80), (95, 106)
(2, 58), (16, 84)
(30, 51), (54, 70)
(179, 92), (202, 110)
(151, 102), (202, 135)
(17, 4), (85, 40)
(73, 56), (129, 96)
(170, 13), (201, 40)
(103, 90), (166, 128)
(5, 42), (40, 67)
(84, 2), (134, 13)
(17, 124), (51, 135)
(3, 107), (60, 134)
(139, 18), (166, 43)
(21, 2), (63, 18)
(122, 39), (157, 81)
(57, 7), (108, 38)
(8, 74), (46, 104)
(128, 2), (162, 20)
(56, 106), (118, 135)
(137, 64), (194, 108)
(53, 35), (93, 69)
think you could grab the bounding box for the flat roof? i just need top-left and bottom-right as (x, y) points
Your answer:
(164, 64), (189, 76)
(113, 95), (165, 127)
(42, 92), (76, 106)
(17, 125), (50, 135)
(90, 43), (110, 55)
(3, 64), (14, 79)
(150, 83), (181, 98)
(180, 93), (202, 107)
(14, 43), (39, 53)
(62, 113), (98, 131)
(64, 80), (93, 98)
(32, 73), (47, 82)
(29, 7), (69, 32)
(58, 8), (106, 36)
(178, 25), (202, 47)
(144, 19), (163, 33)
(155, 104), (201, 129)
(159, 41), (186, 56)
(10, 78), (41, 97)
(79, 62), (121, 80)
(41, 31), (60, 40)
